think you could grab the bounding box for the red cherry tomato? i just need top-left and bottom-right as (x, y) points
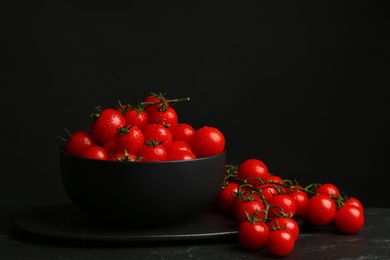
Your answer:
(171, 123), (195, 145)
(266, 229), (295, 257)
(316, 183), (340, 199)
(81, 146), (108, 160)
(142, 123), (173, 149)
(102, 141), (121, 156)
(191, 126), (225, 158)
(305, 194), (336, 226)
(238, 221), (269, 250)
(268, 217), (300, 241)
(256, 183), (278, 202)
(344, 197), (364, 213)
(235, 199), (266, 223)
(143, 92), (169, 114)
(137, 143), (167, 162)
(147, 106), (178, 131)
(267, 194), (296, 218)
(334, 204), (364, 234)
(122, 106), (148, 130)
(114, 125), (144, 155)
(237, 158), (269, 185)
(63, 130), (98, 157)
(166, 140), (193, 154)
(91, 108), (126, 145)
(289, 190), (308, 217)
(215, 182), (240, 214)
(108, 150), (139, 162)
(166, 149), (196, 161)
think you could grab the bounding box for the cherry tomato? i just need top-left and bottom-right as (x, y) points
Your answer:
(147, 106), (178, 131)
(122, 106), (148, 130)
(63, 130), (98, 157)
(102, 141), (121, 156)
(238, 221), (269, 250)
(266, 175), (290, 194)
(289, 190), (308, 217)
(266, 229), (295, 257)
(191, 126), (225, 158)
(171, 123), (195, 145)
(236, 158), (269, 185)
(166, 140), (192, 154)
(344, 197), (364, 213)
(235, 199), (266, 224)
(334, 205), (364, 234)
(215, 182), (240, 214)
(266, 175), (283, 183)
(143, 92), (169, 114)
(305, 194), (336, 226)
(166, 149), (196, 161)
(267, 194), (296, 218)
(108, 150), (139, 162)
(231, 186), (262, 213)
(316, 183), (340, 199)
(268, 217), (300, 241)
(114, 125), (144, 155)
(256, 183), (278, 202)
(81, 146), (108, 160)
(137, 142), (168, 162)
(142, 123), (173, 149)
(91, 108), (126, 145)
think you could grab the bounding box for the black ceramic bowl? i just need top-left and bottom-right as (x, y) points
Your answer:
(60, 148), (226, 227)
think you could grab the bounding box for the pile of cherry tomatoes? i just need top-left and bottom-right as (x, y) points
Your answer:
(214, 158), (365, 257)
(60, 91), (364, 257)
(60, 92), (225, 162)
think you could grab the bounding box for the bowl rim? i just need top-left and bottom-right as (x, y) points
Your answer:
(59, 147), (226, 165)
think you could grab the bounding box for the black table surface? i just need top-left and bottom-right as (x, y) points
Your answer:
(1, 200), (389, 260)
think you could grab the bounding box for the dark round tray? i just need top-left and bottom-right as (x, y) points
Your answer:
(12, 204), (239, 243)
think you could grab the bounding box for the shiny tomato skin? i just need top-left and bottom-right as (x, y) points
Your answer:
(289, 190), (308, 217)
(102, 141), (121, 156)
(237, 158), (269, 185)
(256, 183), (278, 202)
(166, 149), (196, 161)
(123, 108), (148, 130)
(142, 123), (173, 149)
(191, 126), (225, 158)
(108, 151), (138, 162)
(235, 199), (266, 223)
(147, 106), (178, 131)
(171, 123), (195, 145)
(64, 130), (98, 157)
(305, 194), (336, 226)
(334, 205), (364, 234)
(268, 195), (296, 218)
(344, 197), (364, 213)
(114, 125), (144, 155)
(137, 143), (167, 162)
(266, 229), (295, 257)
(81, 146), (108, 160)
(231, 187), (262, 213)
(238, 221), (269, 250)
(143, 93), (169, 114)
(215, 182), (240, 214)
(268, 217), (300, 241)
(316, 183), (340, 199)
(166, 140), (192, 154)
(91, 108), (126, 145)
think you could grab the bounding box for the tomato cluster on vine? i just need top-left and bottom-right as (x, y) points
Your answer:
(60, 92), (225, 162)
(214, 158), (365, 257)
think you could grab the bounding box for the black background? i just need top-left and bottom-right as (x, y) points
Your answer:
(1, 1), (389, 207)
